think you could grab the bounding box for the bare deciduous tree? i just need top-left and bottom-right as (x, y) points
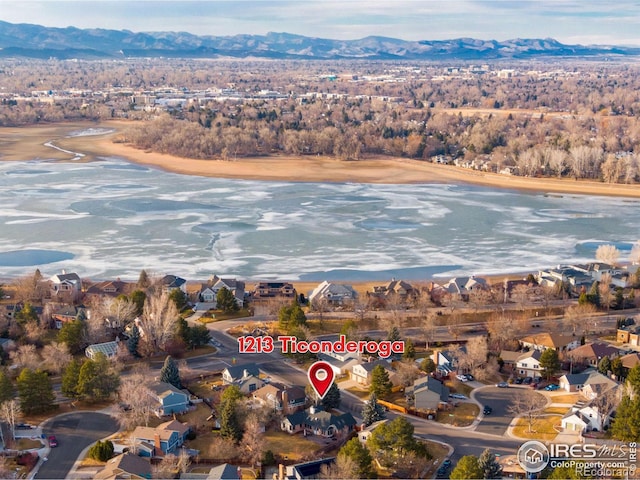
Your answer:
(320, 455), (358, 480)
(117, 369), (157, 429)
(599, 273), (615, 312)
(9, 344), (41, 371)
(0, 399), (20, 442)
(41, 341), (73, 374)
(508, 390), (547, 433)
(595, 245), (620, 266)
(242, 416), (265, 468)
(138, 291), (179, 355)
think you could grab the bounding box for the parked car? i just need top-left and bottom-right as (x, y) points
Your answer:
(545, 384), (560, 391)
(483, 405), (493, 415)
(464, 373), (475, 381)
(514, 377), (523, 384)
(450, 393), (468, 400)
(533, 377), (542, 384)
(456, 374), (468, 382)
(48, 435), (58, 448)
(523, 377), (533, 385)
(496, 382), (509, 388)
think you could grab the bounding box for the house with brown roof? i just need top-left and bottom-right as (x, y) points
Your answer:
(520, 333), (580, 352)
(85, 279), (132, 300)
(567, 342), (621, 367)
(251, 282), (297, 302)
(368, 279), (417, 307)
(95, 453), (152, 480)
(132, 419), (190, 457)
(252, 384), (307, 414)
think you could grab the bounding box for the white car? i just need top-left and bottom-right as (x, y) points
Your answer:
(450, 393), (468, 400)
(456, 374), (468, 382)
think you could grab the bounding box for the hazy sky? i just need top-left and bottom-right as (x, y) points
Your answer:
(1, 1), (640, 46)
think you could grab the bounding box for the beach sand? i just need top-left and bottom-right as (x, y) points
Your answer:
(2, 120), (640, 198)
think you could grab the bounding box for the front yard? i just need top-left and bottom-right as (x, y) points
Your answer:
(263, 430), (325, 462)
(512, 415), (562, 441)
(436, 402), (479, 427)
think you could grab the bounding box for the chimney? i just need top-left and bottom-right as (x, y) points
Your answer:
(282, 388), (289, 414)
(154, 433), (163, 457)
(279, 464), (285, 480)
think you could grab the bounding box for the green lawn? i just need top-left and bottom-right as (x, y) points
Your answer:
(198, 308), (252, 323)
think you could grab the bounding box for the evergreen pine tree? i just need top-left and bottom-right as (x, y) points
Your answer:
(387, 326), (401, 342)
(17, 368), (55, 415)
(478, 449), (503, 479)
(160, 355), (181, 389)
(361, 392), (386, 426)
(219, 398), (243, 442)
(61, 358), (82, 400)
(370, 364), (393, 398)
(127, 324), (140, 357)
(0, 370), (14, 404)
(137, 269), (150, 289)
(321, 382), (341, 409)
(216, 287), (239, 313)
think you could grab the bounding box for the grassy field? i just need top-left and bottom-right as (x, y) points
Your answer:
(436, 403), (479, 427)
(512, 415), (562, 441)
(544, 406), (571, 415)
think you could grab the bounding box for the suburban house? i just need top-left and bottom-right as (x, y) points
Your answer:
(252, 384), (307, 414)
(558, 369), (618, 394)
(199, 276), (246, 307)
(49, 271), (82, 301)
(207, 463), (242, 480)
(409, 376), (450, 411)
(536, 266), (592, 292)
(617, 326), (640, 346)
(51, 305), (86, 329)
(85, 339), (120, 360)
(317, 352), (361, 376)
(441, 275), (488, 299)
(368, 279), (417, 307)
(520, 333), (580, 352)
(161, 274), (187, 294)
(515, 350), (543, 378)
(281, 406), (356, 438)
(573, 262), (622, 282)
(95, 453), (152, 480)
(351, 359), (396, 386)
(432, 348), (464, 376)
(237, 375), (265, 394)
(280, 458), (337, 480)
(251, 282), (297, 302)
(133, 419), (190, 457)
(222, 363), (261, 384)
(567, 342), (621, 367)
(309, 281), (357, 306)
(620, 352), (640, 376)
(85, 279), (131, 300)
(358, 419), (388, 445)
(148, 381), (190, 416)
(561, 404), (610, 433)
(499, 350), (522, 371)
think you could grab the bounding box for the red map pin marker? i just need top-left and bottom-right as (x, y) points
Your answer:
(308, 361), (335, 399)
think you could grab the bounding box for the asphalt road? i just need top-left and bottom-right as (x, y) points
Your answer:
(35, 412), (119, 480)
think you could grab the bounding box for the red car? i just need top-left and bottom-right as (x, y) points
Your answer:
(48, 435), (58, 448)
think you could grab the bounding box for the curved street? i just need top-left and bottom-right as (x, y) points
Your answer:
(34, 411), (119, 480)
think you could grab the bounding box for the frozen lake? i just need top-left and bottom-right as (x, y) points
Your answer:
(1, 156), (639, 281)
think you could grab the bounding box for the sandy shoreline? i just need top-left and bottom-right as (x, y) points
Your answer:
(2, 120), (640, 198)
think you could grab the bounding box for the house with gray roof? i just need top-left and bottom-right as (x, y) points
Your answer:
(148, 381), (190, 416)
(558, 368), (618, 394)
(409, 376), (449, 411)
(222, 363), (260, 384)
(161, 274), (187, 293)
(309, 281), (357, 306)
(281, 406), (356, 438)
(207, 464), (241, 480)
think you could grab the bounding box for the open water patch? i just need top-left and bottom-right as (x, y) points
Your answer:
(0, 249), (74, 266)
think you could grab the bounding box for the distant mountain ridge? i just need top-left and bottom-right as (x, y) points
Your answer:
(0, 20), (638, 60)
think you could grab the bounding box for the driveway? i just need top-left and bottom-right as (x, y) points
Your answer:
(35, 411), (119, 480)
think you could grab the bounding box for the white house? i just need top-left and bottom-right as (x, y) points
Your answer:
(201, 276), (245, 308)
(309, 281), (357, 306)
(222, 363), (260, 384)
(516, 350), (542, 378)
(561, 404), (609, 433)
